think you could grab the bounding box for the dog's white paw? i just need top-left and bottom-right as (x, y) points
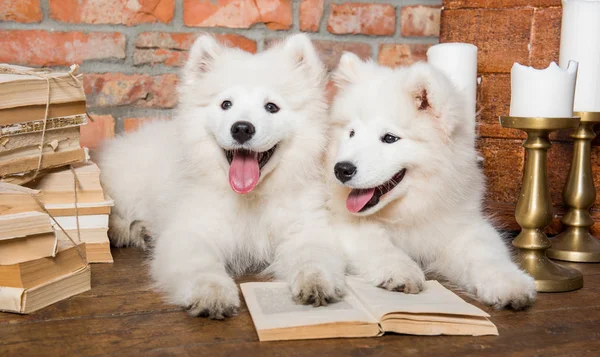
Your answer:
(358, 255), (425, 294)
(291, 266), (346, 306)
(474, 270), (536, 310)
(374, 261), (426, 294)
(108, 216), (152, 250)
(182, 274), (240, 319)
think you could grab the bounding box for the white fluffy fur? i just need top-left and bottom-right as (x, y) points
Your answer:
(327, 53), (536, 310)
(96, 34), (346, 319)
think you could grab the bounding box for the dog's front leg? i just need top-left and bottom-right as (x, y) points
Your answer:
(270, 221), (347, 306)
(150, 221), (240, 320)
(433, 221), (536, 310)
(341, 222), (425, 293)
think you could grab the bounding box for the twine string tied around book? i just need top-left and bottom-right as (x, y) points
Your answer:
(0, 168), (86, 263)
(0, 65), (82, 181)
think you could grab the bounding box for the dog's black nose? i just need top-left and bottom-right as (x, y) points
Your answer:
(334, 162), (357, 183)
(231, 121), (255, 144)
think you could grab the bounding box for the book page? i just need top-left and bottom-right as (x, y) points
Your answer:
(0, 211), (53, 240)
(53, 215), (109, 230)
(240, 282), (378, 331)
(347, 278), (490, 320)
(45, 199), (114, 210)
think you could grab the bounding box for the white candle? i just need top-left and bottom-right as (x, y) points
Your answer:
(559, 0), (600, 112)
(427, 43), (478, 123)
(509, 61), (578, 118)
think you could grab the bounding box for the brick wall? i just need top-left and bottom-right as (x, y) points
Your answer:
(441, 0), (600, 234)
(6, 1), (592, 232)
(0, 0), (442, 148)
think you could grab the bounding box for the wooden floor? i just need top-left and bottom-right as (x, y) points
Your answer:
(2, 248), (600, 357)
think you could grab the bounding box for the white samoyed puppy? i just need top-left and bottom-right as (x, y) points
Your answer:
(326, 54), (536, 310)
(96, 34), (346, 319)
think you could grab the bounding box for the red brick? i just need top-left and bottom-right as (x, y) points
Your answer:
(476, 74), (526, 140)
(479, 137), (592, 210)
(327, 3), (396, 36)
(378, 44), (431, 67)
(313, 40), (372, 72)
(476, 75), (574, 142)
(594, 134), (600, 147)
(134, 49), (189, 68)
(444, 1), (561, 9)
(183, 0), (292, 30)
(134, 32), (257, 67)
(80, 115), (115, 150)
(549, 126), (576, 143)
(440, 9), (533, 73)
(477, 138), (525, 204)
(299, 0), (324, 32)
(401, 5), (441, 37)
(0, 31), (125, 67)
(530, 7), (561, 69)
(478, 123), (526, 140)
(123, 118), (148, 133)
(49, 0), (174, 25)
(479, 75), (509, 127)
(0, 0), (42, 23)
(123, 116), (170, 133)
(484, 202), (600, 236)
(84, 73), (179, 108)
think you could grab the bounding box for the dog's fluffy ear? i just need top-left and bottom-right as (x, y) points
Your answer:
(184, 34), (223, 78)
(281, 34), (325, 85)
(405, 63), (461, 138)
(333, 52), (363, 89)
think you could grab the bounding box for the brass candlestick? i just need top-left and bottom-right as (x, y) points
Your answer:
(500, 116), (583, 292)
(548, 112), (600, 262)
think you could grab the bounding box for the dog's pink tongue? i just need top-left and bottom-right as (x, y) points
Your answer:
(229, 151), (259, 194)
(346, 189), (375, 213)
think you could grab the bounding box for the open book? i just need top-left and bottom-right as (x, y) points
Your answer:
(241, 278), (498, 341)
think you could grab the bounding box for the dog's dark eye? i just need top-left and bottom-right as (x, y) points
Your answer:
(265, 102), (280, 114)
(221, 100), (232, 110)
(382, 133), (400, 144)
(349, 129), (355, 138)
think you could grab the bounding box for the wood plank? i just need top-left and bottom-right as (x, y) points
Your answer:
(1, 301), (598, 357)
(1, 247), (596, 325)
(0, 248), (170, 325)
(1, 247), (599, 357)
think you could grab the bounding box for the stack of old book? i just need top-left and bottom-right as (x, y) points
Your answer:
(0, 185), (91, 314)
(0, 64), (113, 314)
(28, 162), (114, 263)
(0, 64), (88, 184)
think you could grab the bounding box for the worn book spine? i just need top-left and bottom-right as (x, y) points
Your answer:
(0, 243), (87, 289)
(40, 191), (106, 205)
(0, 128), (81, 165)
(0, 101), (86, 126)
(0, 189), (43, 216)
(0, 114), (87, 137)
(0, 211), (54, 240)
(0, 231), (58, 265)
(45, 205), (112, 217)
(84, 242), (113, 264)
(0, 72), (85, 110)
(0, 265), (91, 314)
(0, 147), (88, 178)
